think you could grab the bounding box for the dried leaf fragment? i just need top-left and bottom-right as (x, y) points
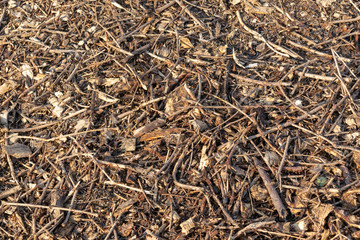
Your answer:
(251, 184), (268, 201)
(145, 229), (160, 240)
(50, 189), (64, 219)
(74, 119), (90, 132)
(180, 217), (195, 235)
(343, 191), (357, 209)
(97, 91), (119, 103)
(352, 151), (360, 169)
(353, 230), (360, 238)
(264, 151), (280, 167)
(244, 1), (274, 14)
(199, 145), (209, 171)
(190, 119), (208, 132)
(121, 138), (137, 152)
(311, 204), (333, 231)
(292, 218), (308, 232)
(4, 143), (32, 158)
(0, 80), (18, 95)
(52, 105), (64, 118)
(21, 64), (34, 79)
(0, 110), (8, 126)
(120, 222), (134, 237)
(166, 210), (180, 223)
(219, 45), (228, 55)
(334, 208), (360, 229)
(231, 0), (241, 5)
(316, 0), (336, 7)
(8, 0), (17, 9)
(165, 84), (197, 115)
(180, 37), (194, 49)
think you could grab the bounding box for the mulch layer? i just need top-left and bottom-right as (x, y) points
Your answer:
(1, 0), (360, 239)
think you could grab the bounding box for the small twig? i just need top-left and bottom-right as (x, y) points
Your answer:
(72, 138), (114, 182)
(116, 18), (154, 43)
(64, 57), (83, 83)
(175, 0), (208, 31)
(126, 63), (148, 90)
(248, 101), (327, 140)
(204, 177), (239, 227)
(253, 157), (288, 219)
(172, 135), (239, 227)
(230, 73), (291, 87)
(287, 40), (352, 62)
(6, 108), (88, 133)
(282, 180), (359, 194)
(26, 214), (64, 240)
(272, 4), (294, 21)
(331, 48), (357, 115)
(294, 70), (353, 82)
(0, 6), (6, 25)
(232, 48), (245, 69)
(104, 181), (155, 195)
(236, 11), (301, 59)
(172, 135), (204, 192)
(11, 127), (119, 142)
(330, 15), (360, 24)
(249, 139), (276, 176)
(146, 51), (175, 65)
(314, 31), (360, 47)
(117, 96), (166, 119)
(103, 200), (134, 240)
(122, 43), (152, 63)
(255, 228), (304, 239)
(5, 153), (19, 185)
(63, 181), (81, 225)
(0, 185), (22, 200)
(232, 221), (275, 239)
(2, 201), (98, 217)
(277, 136), (291, 191)
(157, 134), (181, 175)
(349, 0), (360, 13)
(94, 19), (133, 56)
(156, 0), (176, 13)
(109, 214), (119, 240)
(290, 123), (339, 149)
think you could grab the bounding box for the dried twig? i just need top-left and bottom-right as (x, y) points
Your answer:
(287, 40), (352, 62)
(232, 221), (275, 239)
(236, 11), (301, 59)
(230, 73), (291, 87)
(2, 202), (98, 217)
(252, 157), (288, 219)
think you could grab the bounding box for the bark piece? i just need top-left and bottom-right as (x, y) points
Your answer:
(165, 84), (197, 116)
(139, 128), (182, 142)
(133, 118), (166, 138)
(3, 143), (32, 158)
(180, 217), (195, 235)
(0, 185), (22, 200)
(0, 80), (18, 95)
